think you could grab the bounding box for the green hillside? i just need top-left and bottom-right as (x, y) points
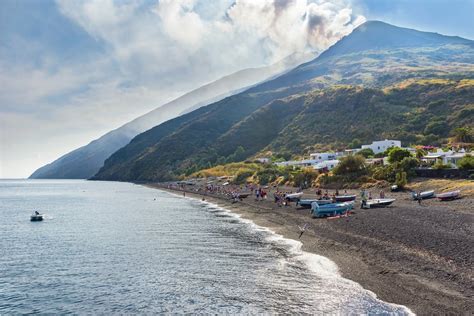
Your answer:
(92, 21), (474, 182)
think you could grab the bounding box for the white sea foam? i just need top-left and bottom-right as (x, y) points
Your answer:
(161, 189), (415, 315)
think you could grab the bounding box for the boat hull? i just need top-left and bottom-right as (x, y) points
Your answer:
(30, 215), (43, 221)
(311, 202), (352, 218)
(335, 195), (356, 202)
(362, 199), (395, 209)
(297, 199), (332, 208)
(437, 191), (460, 201)
(411, 191), (435, 200)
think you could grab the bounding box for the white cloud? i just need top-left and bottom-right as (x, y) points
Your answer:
(1, 0), (365, 178)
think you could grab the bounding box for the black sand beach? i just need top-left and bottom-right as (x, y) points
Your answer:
(147, 182), (474, 315)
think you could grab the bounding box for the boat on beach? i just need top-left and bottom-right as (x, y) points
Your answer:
(297, 199), (332, 209)
(361, 198), (395, 209)
(311, 201), (353, 218)
(436, 190), (460, 201)
(237, 192), (251, 199)
(334, 195), (356, 202)
(285, 192), (304, 202)
(411, 190), (435, 200)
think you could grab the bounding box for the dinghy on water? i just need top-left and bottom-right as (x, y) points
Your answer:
(436, 190), (460, 201)
(411, 190), (435, 200)
(361, 198), (395, 209)
(30, 211), (44, 221)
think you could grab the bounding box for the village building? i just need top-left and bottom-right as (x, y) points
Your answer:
(361, 139), (401, 154)
(421, 149), (469, 168)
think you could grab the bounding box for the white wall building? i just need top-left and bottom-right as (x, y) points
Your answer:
(422, 149), (469, 168)
(313, 160), (340, 171)
(309, 152), (337, 163)
(361, 139), (401, 154)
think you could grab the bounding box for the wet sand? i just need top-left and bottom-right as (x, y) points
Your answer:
(146, 183), (473, 315)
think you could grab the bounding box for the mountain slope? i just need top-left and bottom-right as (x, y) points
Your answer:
(93, 21), (474, 182)
(29, 53), (311, 179)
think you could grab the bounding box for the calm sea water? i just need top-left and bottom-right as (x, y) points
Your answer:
(0, 180), (412, 314)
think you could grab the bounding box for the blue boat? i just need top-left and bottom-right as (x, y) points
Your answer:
(297, 199), (332, 209)
(311, 202), (353, 218)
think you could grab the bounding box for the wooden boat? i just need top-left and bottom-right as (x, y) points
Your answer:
(297, 199), (332, 209)
(237, 192), (251, 199)
(362, 198), (395, 209)
(30, 214), (44, 221)
(311, 202), (353, 218)
(411, 190), (435, 200)
(436, 190), (460, 201)
(334, 195), (356, 202)
(285, 192), (304, 202)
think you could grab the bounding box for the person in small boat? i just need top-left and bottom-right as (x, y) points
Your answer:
(35, 211), (40, 215)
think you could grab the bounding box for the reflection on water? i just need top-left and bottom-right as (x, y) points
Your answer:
(0, 180), (412, 314)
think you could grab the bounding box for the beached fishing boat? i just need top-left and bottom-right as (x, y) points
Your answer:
(436, 190), (460, 201)
(362, 198), (395, 209)
(334, 195), (356, 202)
(285, 192), (303, 202)
(30, 214), (44, 221)
(411, 190), (435, 200)
(311, 202), (352, 218)
(297, 199), (332, 209)
(237, 192), (251, 199)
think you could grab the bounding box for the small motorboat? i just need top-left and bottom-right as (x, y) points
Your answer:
(297, 199), (332, 209)
(361, 198), (395, 209)
(30, 213), (44, 221)
(411, 190), (435, 200)
(334, 195), (356, 202)
(285, 192), (304, 202)
(436, 190), (460, 201)
(311, 202), (353, 218)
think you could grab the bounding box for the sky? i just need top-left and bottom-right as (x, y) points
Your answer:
(1, 0), (473, 178)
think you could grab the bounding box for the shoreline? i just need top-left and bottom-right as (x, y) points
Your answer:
(146, 183), (473, 315)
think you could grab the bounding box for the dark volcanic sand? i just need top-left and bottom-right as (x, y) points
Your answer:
(147, 183), (473, 315)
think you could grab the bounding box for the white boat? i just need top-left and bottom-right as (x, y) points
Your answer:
(411, 190), (435, 200)
(436, 190), (460, 201)
(285, 192), (304, 201)
(362, 198), (395, 209)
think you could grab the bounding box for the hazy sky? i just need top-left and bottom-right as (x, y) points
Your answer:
(1, 0), (473, 178)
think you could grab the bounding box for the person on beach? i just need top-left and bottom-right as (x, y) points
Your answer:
(417, 191), (422, 205)
(335, 189), (339, 196)
(183, 191), (186, 197)
(380, 190), (385, 199)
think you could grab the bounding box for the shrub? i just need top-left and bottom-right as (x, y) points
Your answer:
(388, 148), (412, 164)
(457, 154), (474, 170)
(356, 148), (375, 158)
(395, 171), (407, 188)
(292, 168), (319, 188)
(432, 161), (451, 170)
(234, 170), (255, 184)
(333, 155), (367, 176)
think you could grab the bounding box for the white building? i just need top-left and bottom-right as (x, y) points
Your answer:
(313, 160), (340, 171)
(309, 152), (337, 163)
(422, 149), (469, 168)
(361, 139), (401, 154)
(275, 152), (338, 168)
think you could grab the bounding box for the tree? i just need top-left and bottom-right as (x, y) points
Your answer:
(395, 171), (407, 188)
(333, 155), (366, 175)
(356, 148), (375, 158)
(415, 148), (427, 159)
(452, 127), (473, 143)
(292, 168), (319, 188)
(388, 148), (412, 164)
(457, 155), (474, 170)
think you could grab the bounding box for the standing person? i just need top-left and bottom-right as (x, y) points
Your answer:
(368, 191), (372, 200)
(380, 190), (385, 199)
(298, 223), (309, 239)
(417, 191), (422, 205)
(335, 189), (339, 196)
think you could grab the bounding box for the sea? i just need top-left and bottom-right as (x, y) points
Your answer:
(0, 180), (412, 314)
